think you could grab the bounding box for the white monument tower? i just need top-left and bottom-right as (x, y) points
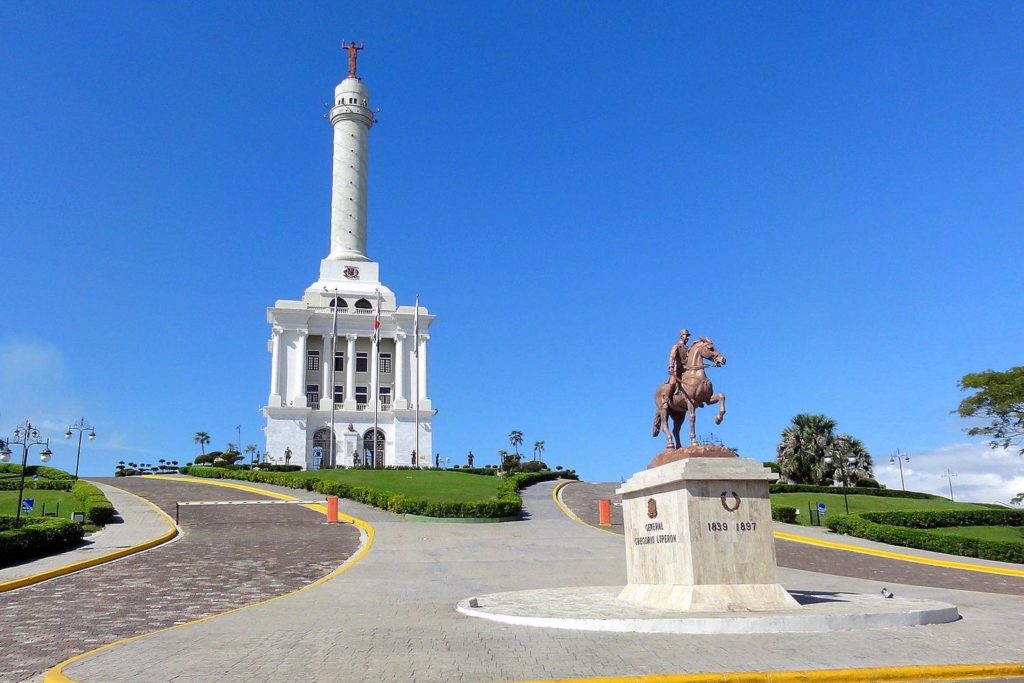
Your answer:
(262, 42), (435, 470)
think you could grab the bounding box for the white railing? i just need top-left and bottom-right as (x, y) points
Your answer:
(308, 305), (375, 315)
(356, 403), (369, 411)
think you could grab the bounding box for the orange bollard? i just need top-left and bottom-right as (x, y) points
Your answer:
(598, 499), (611, 526)
(326, 495), (339, 524)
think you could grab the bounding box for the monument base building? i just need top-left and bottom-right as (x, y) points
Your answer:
(261, 44), (435, 470)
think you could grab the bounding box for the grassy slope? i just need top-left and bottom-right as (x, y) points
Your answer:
(771, 492), (988, 526)
(284, 469), (504, 503)
(0, 490), (84, 518)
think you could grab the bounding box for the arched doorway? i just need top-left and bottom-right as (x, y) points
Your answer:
(362, 428), (385, 468)
(313, 428), (336, 469)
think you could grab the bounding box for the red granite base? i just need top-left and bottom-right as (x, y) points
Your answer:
(647, 444), (737, 469)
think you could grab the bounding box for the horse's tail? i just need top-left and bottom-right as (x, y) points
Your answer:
(652, 411), (662, 437)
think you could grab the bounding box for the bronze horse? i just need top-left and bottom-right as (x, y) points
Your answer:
(652, 337), (727, 448)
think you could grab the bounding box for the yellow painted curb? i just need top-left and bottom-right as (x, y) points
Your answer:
(514, 662), (1024, 682)
(0, 488), (179, 593)
(44, 475), (374, 683)
(773, 530), (1024, 578)
(552, 480), (620, 537)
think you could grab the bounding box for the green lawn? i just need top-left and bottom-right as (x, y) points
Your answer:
(772, 492), (989, 526)
(0, 490), (84, 519)
(283, 469), (504, 503)
(921, 525), (1024, 543)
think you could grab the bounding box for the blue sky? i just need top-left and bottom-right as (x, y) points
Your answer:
(1, 3), (1022, 502)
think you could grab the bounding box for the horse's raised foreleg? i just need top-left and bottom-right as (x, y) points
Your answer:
(707, 393), (727, 425)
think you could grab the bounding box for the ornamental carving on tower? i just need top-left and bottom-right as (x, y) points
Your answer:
(344, 266), (360, 280)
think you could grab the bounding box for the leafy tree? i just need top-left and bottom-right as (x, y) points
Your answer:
(776, 414), (872, 486)
(533, 440), (545, 462)
(508, 431), (523, 456)
(194, 431), (211, 455)
(221, 451), (244, 465)
(957, 366), (1024, 456)
(1011, 492), (1023, 506)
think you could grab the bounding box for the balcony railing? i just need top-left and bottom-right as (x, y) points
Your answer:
(309, 305), (375, 315)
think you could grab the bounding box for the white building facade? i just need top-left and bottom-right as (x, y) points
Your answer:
(262, 48), (435, 470)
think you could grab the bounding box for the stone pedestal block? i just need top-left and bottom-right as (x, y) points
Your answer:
(616, 453), (798, 612)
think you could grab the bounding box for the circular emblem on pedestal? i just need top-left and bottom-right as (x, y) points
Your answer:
(720, 491), (741, 512)
(646, 498), (658, 519)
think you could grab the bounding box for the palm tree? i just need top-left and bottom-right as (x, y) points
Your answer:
(245, 444), (257, 465)
(226, 442), (239, 454)
(194, 431), (211, 455)
(533, 440), (545, 462)
(830, 435), (873, 485)
(775, 414), (839, 485)
(508, 430), (523, 456)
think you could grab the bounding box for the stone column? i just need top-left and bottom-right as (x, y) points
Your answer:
(417, 334), (430, 400)
(394, 331), (407, 409)
(269, 326), (283, 406)
(344, 334), (358, 410)
(293, 330), (308, 408)
(370, 335), (379, 412)
(320, 335), (332, 409)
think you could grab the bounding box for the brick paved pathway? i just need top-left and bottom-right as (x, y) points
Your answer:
(62, 480), (1024, 682)
(560, 481), (1024, 595)
(1, 477), (358, 683)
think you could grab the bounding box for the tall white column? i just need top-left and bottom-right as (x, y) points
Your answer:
(320, 335), (332, 409)
(344, 334), (358, 409)
(328, 75), (374, 261)
(370, 335), (379, 411)
(293, 330), (308, 407)
(269, 327), (283, 406)
(394, 331), (407, 409)
(418, 334), (430, 400)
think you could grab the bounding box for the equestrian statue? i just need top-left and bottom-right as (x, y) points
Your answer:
(652, 329), (727, 449)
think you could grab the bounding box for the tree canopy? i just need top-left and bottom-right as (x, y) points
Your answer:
(775, 413), (874, 485)
(957, 366), (1024, 456)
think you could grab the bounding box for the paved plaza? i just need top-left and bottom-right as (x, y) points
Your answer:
(33, 478), (1023, 682)
(2, 478), (358, 683)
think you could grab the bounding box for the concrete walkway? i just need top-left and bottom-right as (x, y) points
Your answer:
(0, 481), (174, 587)
(60, 480), (1024, 683)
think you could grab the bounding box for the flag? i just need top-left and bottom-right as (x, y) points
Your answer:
(373, 290), (381, 343)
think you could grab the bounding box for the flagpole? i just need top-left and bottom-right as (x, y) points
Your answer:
(372, 288), (380, 468)
(414, 294), (420, 469)
(329, 290), (338, 468)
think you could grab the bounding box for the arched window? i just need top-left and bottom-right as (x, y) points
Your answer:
(313, 428), (335, 468)
(362, 428), (385, 468)
(329, 297), (348, 310)
(354, 298), (372, 313)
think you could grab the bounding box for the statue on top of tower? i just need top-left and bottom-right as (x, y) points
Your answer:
(342, 40), (365, 78)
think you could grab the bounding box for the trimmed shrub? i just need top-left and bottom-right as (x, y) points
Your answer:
(0, 464), (73, 480)
(71, 481), (116, 525)
(771, 505), (798, 524)
(0, 515), (84, 566)
(855, 478), (881, 489)
(826, 509), (1024, 564)
(0, 479), (73, 491)
(769, 484), (940, 500)
(182, 466), (578, 518)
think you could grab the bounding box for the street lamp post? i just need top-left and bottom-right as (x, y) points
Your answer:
(943, 469), (957, 501)
(889, 449), (910, 491)
(0, 421), (54, 524)
(824, 455), (858, 514)
(64, 417), (96, 481)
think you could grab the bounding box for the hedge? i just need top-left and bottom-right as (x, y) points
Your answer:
(0, 464), (74, 480)
(0, 515), (84, 566)
(826, 509), (1024, 564)
(181, 466), (578, 518)
(71, 481), (116, 525)
(769, 484), (941, 500)
(0, 479), (73, 491)
(771, 505), (798, 524)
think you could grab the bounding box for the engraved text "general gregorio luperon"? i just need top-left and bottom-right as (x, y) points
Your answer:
(633, 533), (678, 545)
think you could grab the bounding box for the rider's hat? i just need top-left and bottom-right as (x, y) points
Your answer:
(679, 328), (691, 337)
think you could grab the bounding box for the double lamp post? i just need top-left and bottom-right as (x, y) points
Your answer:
(0, 421), (54, 525)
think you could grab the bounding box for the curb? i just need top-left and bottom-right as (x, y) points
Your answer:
(513, 662), (1024, 682)
(0, 488), (179, 593)
(44, 475), (375, 683)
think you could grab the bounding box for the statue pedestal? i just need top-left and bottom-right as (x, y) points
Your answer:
(616, 449), (798, 612)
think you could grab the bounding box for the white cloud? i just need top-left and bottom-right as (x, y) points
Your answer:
(874, 442), (1024, 505)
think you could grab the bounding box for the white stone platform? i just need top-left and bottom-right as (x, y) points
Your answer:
(455, 586), (959, 634)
